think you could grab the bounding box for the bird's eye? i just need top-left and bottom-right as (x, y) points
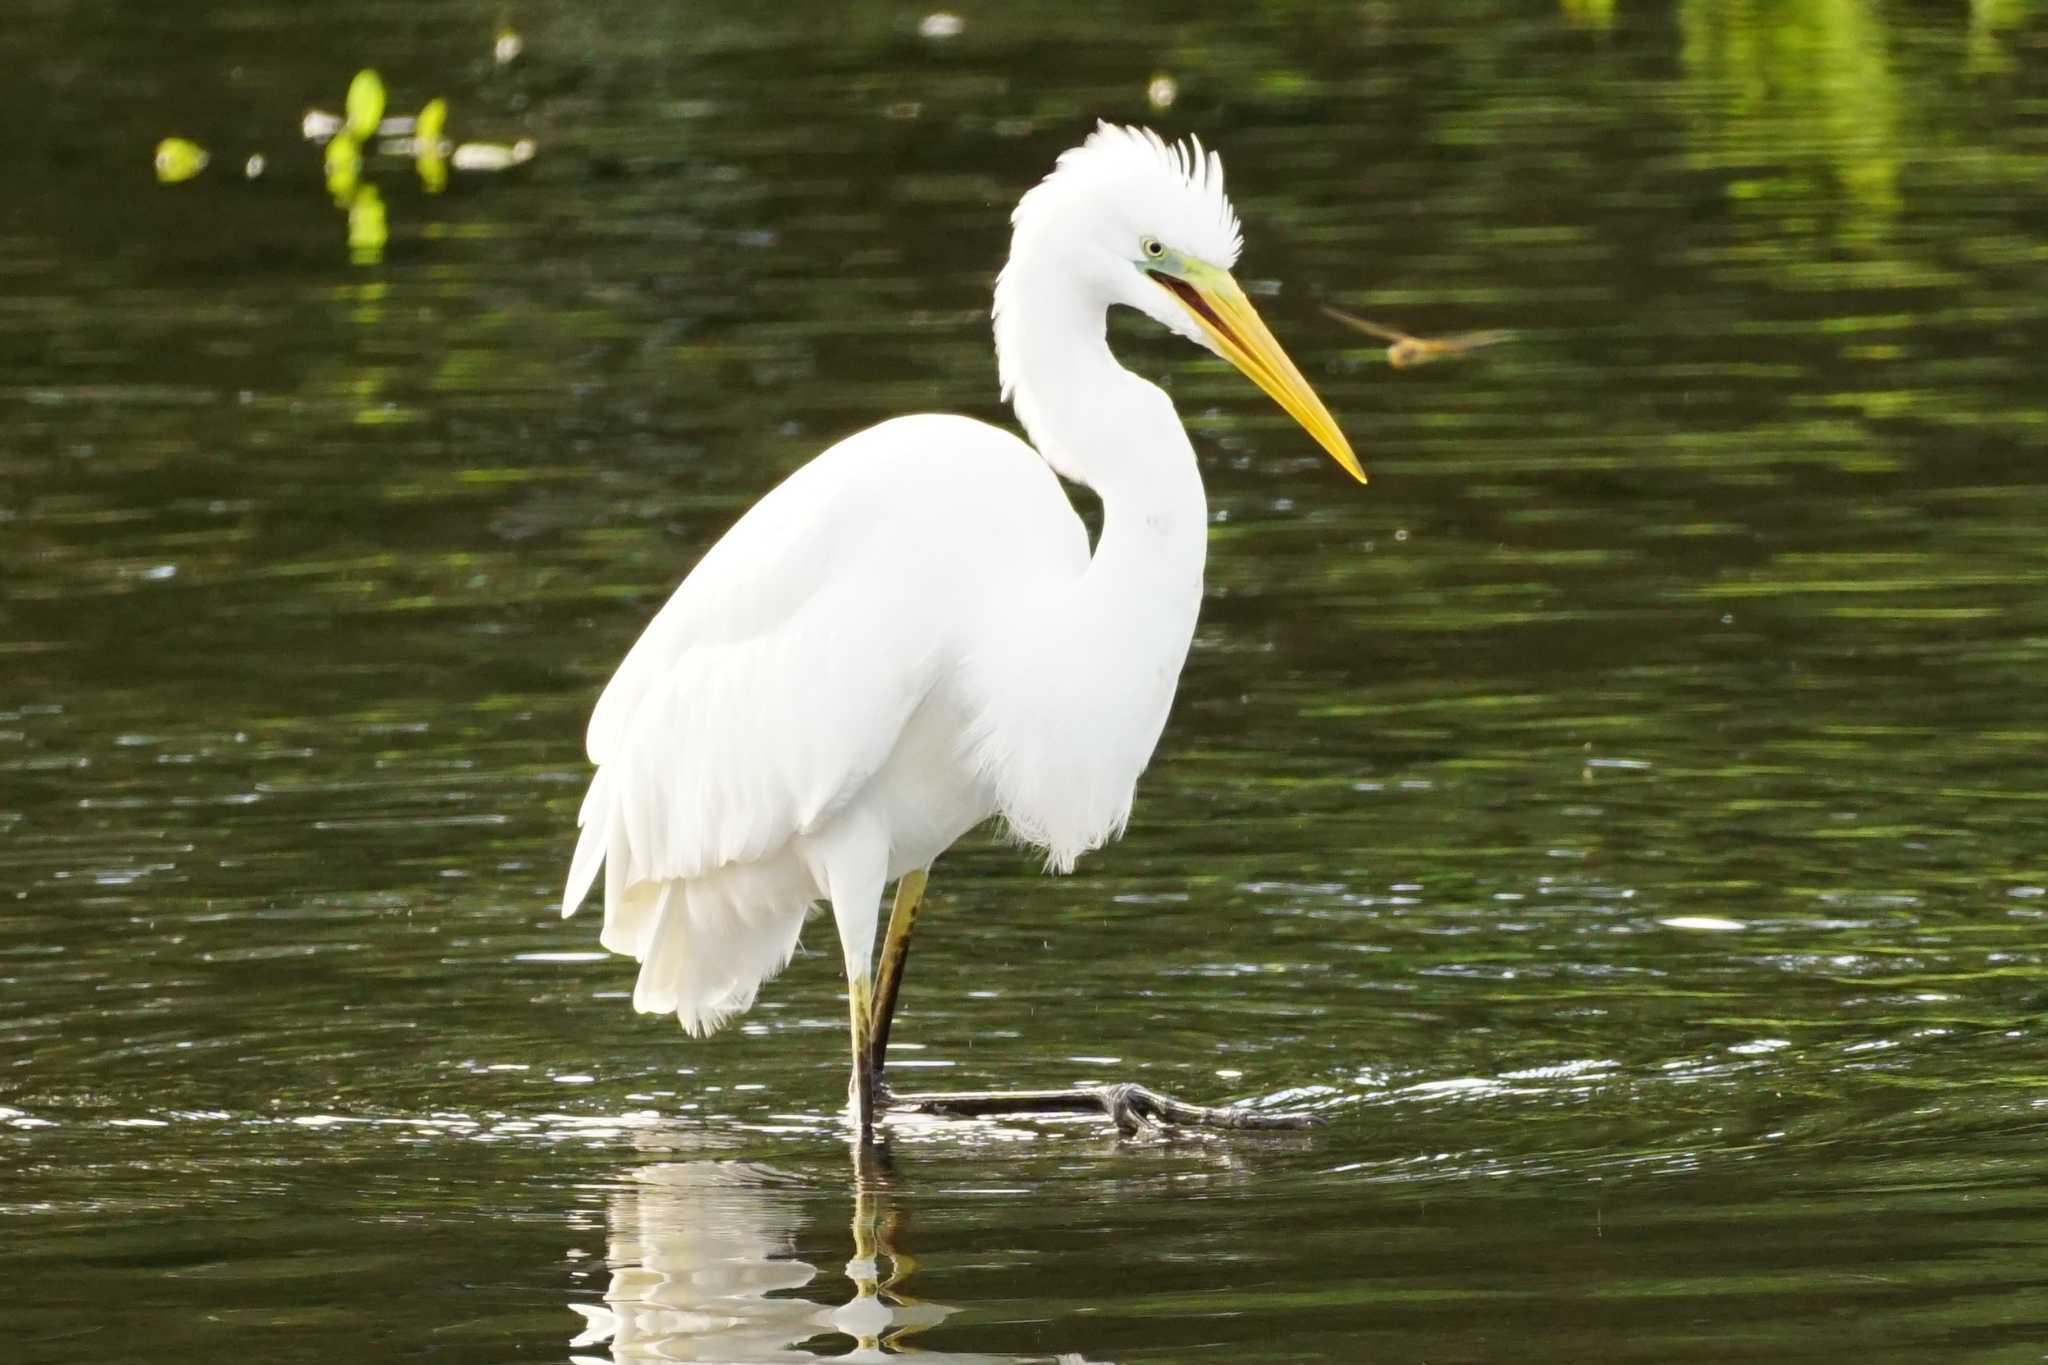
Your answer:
(1141, 236), (1165, 260)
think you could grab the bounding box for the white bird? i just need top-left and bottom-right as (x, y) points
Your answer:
(562, 123), (1362, 1134)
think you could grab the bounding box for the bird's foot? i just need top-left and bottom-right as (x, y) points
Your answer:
(884, 1082), (1319, 1137)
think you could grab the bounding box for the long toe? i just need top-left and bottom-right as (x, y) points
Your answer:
(1100, 1083), (1147, 1137)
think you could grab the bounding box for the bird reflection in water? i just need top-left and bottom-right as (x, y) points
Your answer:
(570, 1146), (1060, 1363)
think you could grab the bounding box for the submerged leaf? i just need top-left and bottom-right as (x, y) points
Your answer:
(325, 132), (362, 204)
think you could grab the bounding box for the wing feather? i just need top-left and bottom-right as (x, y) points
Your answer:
(563, 415), (1074, 918)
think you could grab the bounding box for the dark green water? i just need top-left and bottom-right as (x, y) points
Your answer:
(5, 1), (2048, 1360)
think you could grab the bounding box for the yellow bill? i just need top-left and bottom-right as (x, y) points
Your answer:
(1151, 261), (1366, 484)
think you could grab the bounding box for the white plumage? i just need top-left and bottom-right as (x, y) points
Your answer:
(563, 415), (1097, 1033)
(562, 124), (1360, 1116)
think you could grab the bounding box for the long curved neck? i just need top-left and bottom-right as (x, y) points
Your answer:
(973, 250), (1211, 869)
(994, 254), (1208, 621)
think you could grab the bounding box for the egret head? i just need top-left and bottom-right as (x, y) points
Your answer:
(998, 123), (1364, 482)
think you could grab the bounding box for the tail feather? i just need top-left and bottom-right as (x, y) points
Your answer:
(562, 770), (613, 918)
(630, 883), (686, 1015)
(601, 879), (665, 959)
(626, 877), (811, 1036)
(568, 769), (814, 1037)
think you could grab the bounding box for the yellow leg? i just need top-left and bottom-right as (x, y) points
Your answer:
(867, 869), (928, 1077)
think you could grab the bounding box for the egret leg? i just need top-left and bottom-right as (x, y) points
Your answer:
(866, 869), (928, 1083)
(858, 871), (1316, 1137)
(847, 971), (877, 1134)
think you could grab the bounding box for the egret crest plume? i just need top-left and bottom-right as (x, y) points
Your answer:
(995, 123), (1242, 401)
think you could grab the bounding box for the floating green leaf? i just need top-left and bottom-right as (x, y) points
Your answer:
(325, 131), (362, 204)
(345, 69), (387, 142)
(416, 98), (448, 154)
(417, 149), (448, 195)
(153, 137), (209, 183)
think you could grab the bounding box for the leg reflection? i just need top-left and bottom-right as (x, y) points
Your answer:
(842, 1141), (950, 1353)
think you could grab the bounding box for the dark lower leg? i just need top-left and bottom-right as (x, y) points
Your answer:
(867, 868), (927, 1079)
(847, 972), (877, 1134)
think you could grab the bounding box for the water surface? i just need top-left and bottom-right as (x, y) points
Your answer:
(4, 2), (2047, 1361)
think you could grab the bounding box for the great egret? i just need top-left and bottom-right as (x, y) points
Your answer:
(562, 123), (1361, 1134)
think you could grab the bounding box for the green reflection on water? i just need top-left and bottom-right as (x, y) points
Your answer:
(1680, 0), (1902, 226)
